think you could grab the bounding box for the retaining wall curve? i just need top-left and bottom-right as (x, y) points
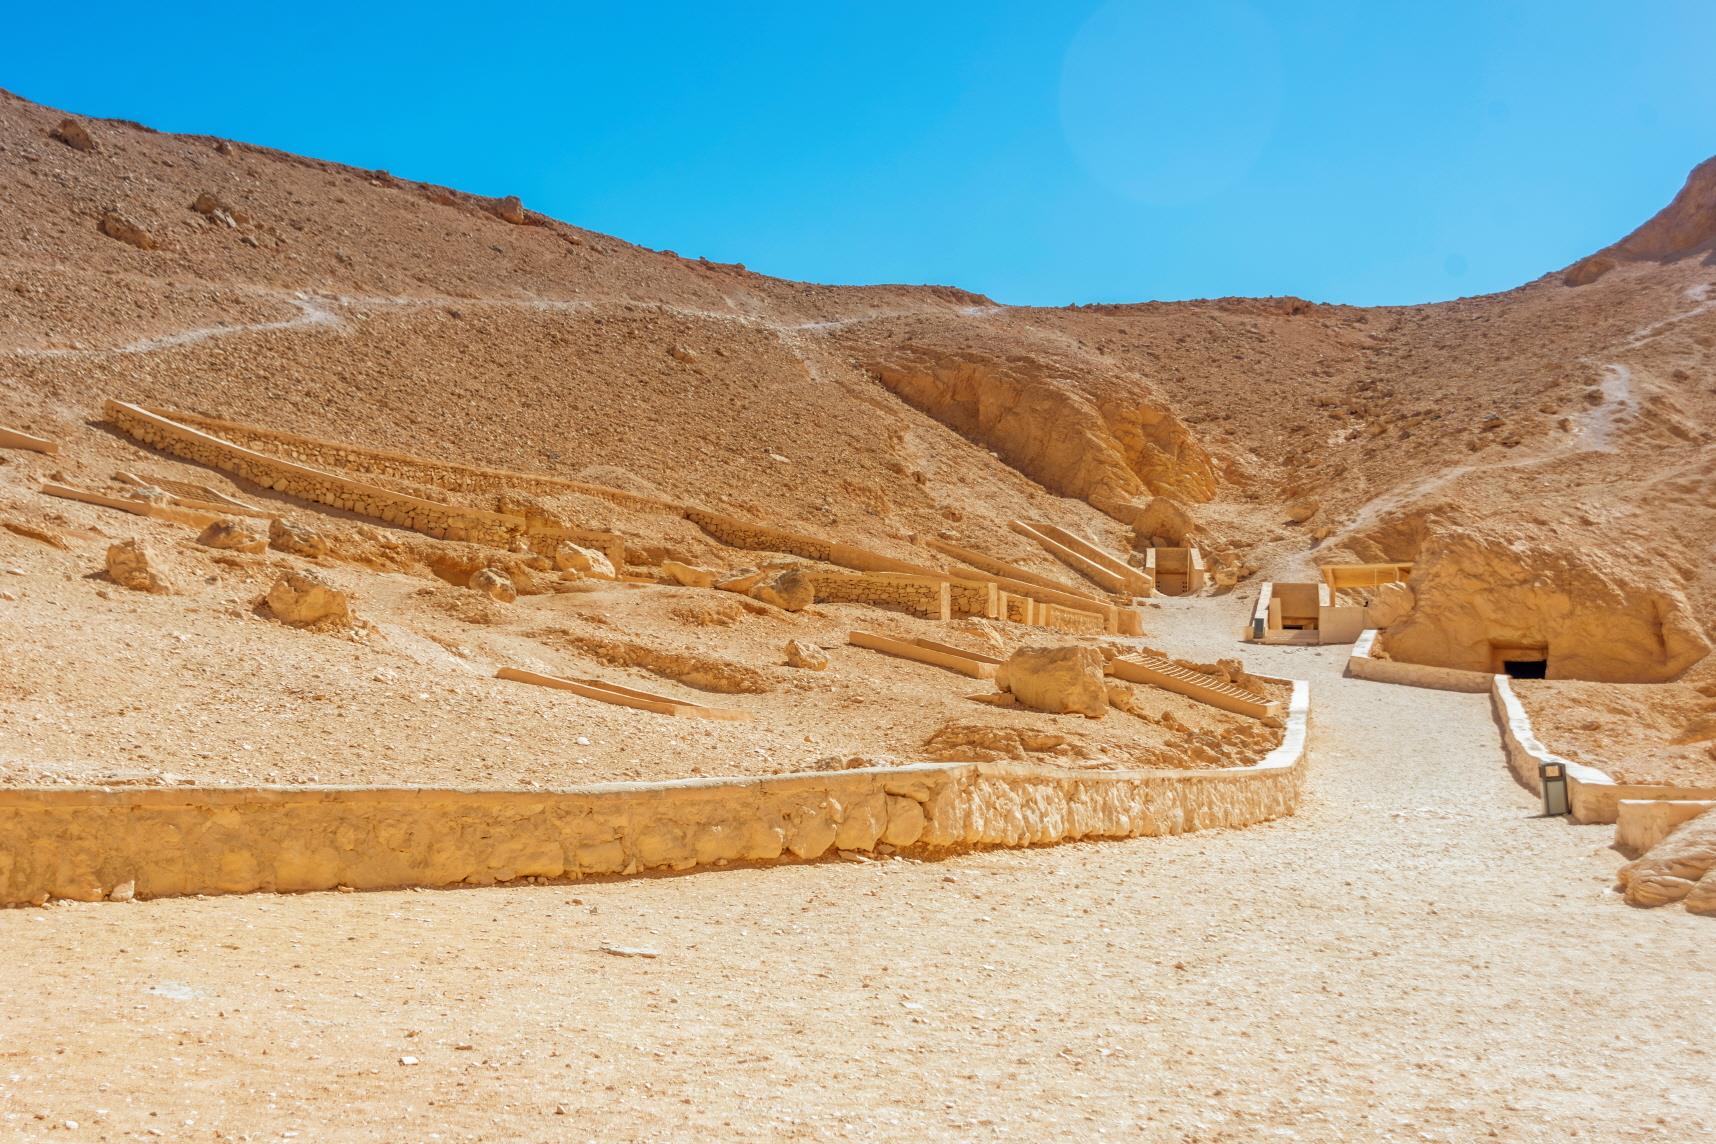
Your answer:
(0, 683), (1308, 905)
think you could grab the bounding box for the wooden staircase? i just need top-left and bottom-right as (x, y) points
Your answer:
(1107, 653), (1279, 720)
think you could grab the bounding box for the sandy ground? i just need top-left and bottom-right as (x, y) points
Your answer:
(2, 594), (1710, 1143)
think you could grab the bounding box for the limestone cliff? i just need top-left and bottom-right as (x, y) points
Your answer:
(869, 347), (1215, 522)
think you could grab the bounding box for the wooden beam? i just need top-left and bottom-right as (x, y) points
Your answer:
(495, 667), (753, 721)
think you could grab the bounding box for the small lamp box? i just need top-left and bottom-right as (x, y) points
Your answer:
(1539, 760), (1570, 817)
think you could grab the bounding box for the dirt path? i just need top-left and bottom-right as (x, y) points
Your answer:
(1, 597), (1711, 1141)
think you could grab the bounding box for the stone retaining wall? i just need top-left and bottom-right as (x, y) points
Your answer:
(0, 683), (1309, 904)
(108, 402), (526, 546)
(145, 407), (678, 514)
(1490, 675), (1716, 825)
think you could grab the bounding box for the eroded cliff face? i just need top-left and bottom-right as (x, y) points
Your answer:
(1384, 531), (1710, 683)
(869, 348), (1215, 523)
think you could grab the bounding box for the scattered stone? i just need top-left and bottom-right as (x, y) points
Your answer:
(191, 192), (239, 228)
(196, 519), (268, 554)
(784, 639), (828, 670)
(668, 345), (699, 364)
(600, 943), (660, 958)
(99, 211), (157, 251)
(109, 880), (135, 903)
(660, 560), (718, 588)
(750, 568), (814, 612)
(50, 118), (95, 152)
(106, 539), (173, 594)
(996, 645), (1108, 719)
(470, 567), (517, 603)
(1285, 498), (1320, 524)
(265, 570), (351, 625)
(268, 517), (329, 558)
(554, 543), (615, 578)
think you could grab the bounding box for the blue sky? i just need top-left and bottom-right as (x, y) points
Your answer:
(6, 2), (1715, 306)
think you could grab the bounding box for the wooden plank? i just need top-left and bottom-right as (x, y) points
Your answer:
(849, 630), (997, 679)
(911, 637), (1004, 665)
(0, 425), (58, 455)
(495, 667), (753, 721)
(39, 483), (223, 529)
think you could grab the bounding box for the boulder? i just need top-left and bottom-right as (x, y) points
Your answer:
(1130, 496), (1196, 546)
(1285, 498), (1320, 524)
(99, 211), (157, 251)
(266, 570), (351, 626)
(268, 517), (329, 558)
(50, 118), (95, 152)
(488, 195), (527, 224)
(1617, 807), (1716, 910)
(105, 540), (172, 594)
(196, 519), (268, 554)
(554, 543), (615, 578)
(750, 568), (814, 612)
(996, 645), (1109, 718)
(660, 560), (718, 588)
(668, 345), (699, 364)
(784, 639), (828, 671)
(470, 568), (517, 603)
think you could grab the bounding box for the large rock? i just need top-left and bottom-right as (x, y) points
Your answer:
(554, 543), (615, 578)
(99, 211), (157, 250)
(1130, 496), (1196, 546)
(784, 639), (828, 670)
(470, 568), (517, 603)
(105, 540), (172, 594)
(266, 570), (351, 626)
(1617, 807), (1716, 910)
(268, 517), (329, 558)
(50, 118), (96, 152)
(750, 568), (814, 612)
(996, 645), (1109, 718)
(196, 519), (268, 554)
(488, 195), (527, 224)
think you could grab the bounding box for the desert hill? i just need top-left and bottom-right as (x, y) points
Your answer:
(3, 86), (1715, 794)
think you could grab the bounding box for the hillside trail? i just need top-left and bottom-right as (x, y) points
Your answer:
(2, 589), (1711, 1142)
(1323, 281), (1714, 551)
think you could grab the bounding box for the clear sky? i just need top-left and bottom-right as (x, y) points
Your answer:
(6, 2), (1715, 306)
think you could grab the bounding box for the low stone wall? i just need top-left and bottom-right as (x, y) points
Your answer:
(0, 682), (1309, 905)
(1490, 675), (1716, 825)
(146, 407), (679, 515)
(811, 571), (952, 619)
(1042, 604), (1108, 634)
(109, 402), (526, 546)
(1346, 630), (1494, 693)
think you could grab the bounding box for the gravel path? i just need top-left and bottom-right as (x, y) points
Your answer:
(2, 598), (1712, 1141)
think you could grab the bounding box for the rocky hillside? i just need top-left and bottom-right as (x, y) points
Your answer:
(3, 87), (1714, 682)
